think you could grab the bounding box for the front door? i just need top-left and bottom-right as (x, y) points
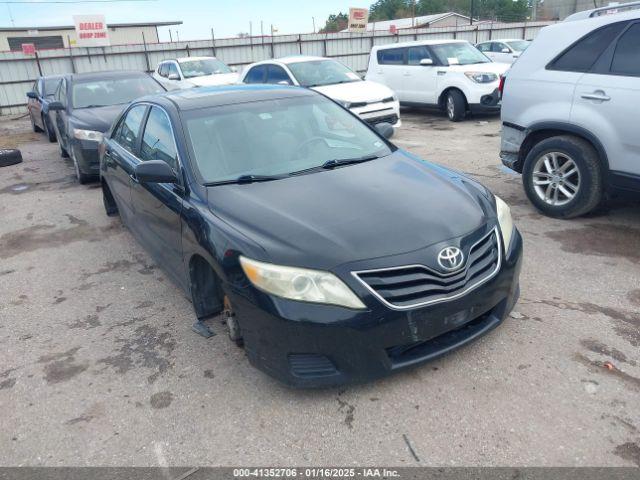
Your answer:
(130, 105), (186, 289)
(404, 45), (438, 104)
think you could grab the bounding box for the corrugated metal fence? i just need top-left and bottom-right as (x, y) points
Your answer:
(0, 20), (554, 115)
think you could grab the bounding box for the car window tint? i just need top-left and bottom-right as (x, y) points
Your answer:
(477, 43), (490, 52)
(611, 23), (640, 76)
(377, 48), (405, 65)
(407, 46), (431, 65)
(244, 65), (267, 83)
(159, 63), (168, 77)
(266, 65), (292, 84)
(140, 106), (178, 171)
(549, 21), (627, 72)
(57, 80), (67, 105)
(491, 42), (506, 52)
(114, 105), (146, 155)
(33, 81), (40, 96)
(168, 63), (180, 78)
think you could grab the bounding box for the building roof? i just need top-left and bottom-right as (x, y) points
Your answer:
(342, 12), (471, 32)
(0, 21), (182, 32)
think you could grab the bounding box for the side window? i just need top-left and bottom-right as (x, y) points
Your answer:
(377, 48), (405, 65)
(492, 42), (506, 52)
(477, 43), (490, 52)
(549, 21), (627, 72)
(266, 65), (292, 84)
(57, 80), (67, 106)
(158, 63), (168, 77)
(167, 63), (180, 79)
(113, 105), (147, 155)
(244, 65), (267, 83)
(610, 23), (640, 76)
(33, 81), (40, 96)
(140, 106), (178, 171)
(407, 46), (431, 65)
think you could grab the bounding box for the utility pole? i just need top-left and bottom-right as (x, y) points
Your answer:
(470, 0), (474, 24)
(312, 16), (316, 33)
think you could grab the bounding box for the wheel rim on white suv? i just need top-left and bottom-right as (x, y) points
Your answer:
(532, 152), (581, 206)
(446, 96), (455, 119)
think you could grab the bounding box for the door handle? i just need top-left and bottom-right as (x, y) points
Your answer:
(581, 91), (610, 102)
(129, 173), (139, 184)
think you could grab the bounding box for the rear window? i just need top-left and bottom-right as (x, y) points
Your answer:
(377, 48), (404, 65)
(548, 22), (627, 72)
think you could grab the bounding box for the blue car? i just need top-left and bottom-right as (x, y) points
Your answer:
(26, 75), (63, 142)
(99, 85), (522, 387)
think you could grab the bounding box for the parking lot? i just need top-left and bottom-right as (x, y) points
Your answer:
(1, 110), (639, 467)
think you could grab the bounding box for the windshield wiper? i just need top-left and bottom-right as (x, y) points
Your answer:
(289, 154), (381, 176)
(204, 174), (285, 186)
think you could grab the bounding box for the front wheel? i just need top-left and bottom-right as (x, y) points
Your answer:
(445, 90), (466, 122)
(522, 135), (603, 218)
(43, 115), (56, 143)
(72, 153), (91, 184)
(30, 112), (43, 133)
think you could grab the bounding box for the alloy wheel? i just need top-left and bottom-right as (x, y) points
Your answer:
(446, 96), (455, 120)
(532, 151), (580, 206)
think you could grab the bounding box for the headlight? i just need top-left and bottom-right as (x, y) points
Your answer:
(495, 195), (514, 252)
(239, 256), (366, 310)
(464, 72), (498, 84)
(73, 128), (103, 142)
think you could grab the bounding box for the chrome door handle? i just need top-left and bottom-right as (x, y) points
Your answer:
(581, 91), (611, 102)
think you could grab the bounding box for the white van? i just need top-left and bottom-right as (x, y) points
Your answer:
(366, 40), (509, 121)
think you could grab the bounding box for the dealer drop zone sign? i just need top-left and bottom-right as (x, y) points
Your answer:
(73, 14), (110, 47)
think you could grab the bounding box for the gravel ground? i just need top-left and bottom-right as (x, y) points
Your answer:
(0, 109), (639, 467)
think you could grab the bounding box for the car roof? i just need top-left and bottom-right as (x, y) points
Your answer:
(372, 39), (468, 51)
(139, 84), (316, 112)
(478, 38), (528, 43)
(68, 70), (150, 82)
(175, 56), (218, 63)
(246, 55), (330, 68)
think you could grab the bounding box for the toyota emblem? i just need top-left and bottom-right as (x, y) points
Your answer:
(437, 246), (464, 271)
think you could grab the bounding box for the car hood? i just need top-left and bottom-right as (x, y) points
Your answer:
(206, 151), (494, 271)
(447, 62), (510, 75)
(70, 104), (127, 132)
(311, 80), (394, 103)
(188, 73), (240, 87)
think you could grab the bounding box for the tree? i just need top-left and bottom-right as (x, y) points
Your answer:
(369, 0), (413, 21)
(319, 12), (349, 33)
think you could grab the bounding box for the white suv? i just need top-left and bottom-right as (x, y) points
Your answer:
(500, 3), (640, 218)
(366, 40), (509, 121)
(153, 57), (239, 90)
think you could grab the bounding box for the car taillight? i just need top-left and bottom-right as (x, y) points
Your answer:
(498, 75), (506, 97)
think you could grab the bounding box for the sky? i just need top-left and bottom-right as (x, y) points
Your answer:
(1, 0), (369, 40)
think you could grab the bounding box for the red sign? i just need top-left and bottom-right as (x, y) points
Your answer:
(389, 24), (398, 34)
(22, 43), (36, 55)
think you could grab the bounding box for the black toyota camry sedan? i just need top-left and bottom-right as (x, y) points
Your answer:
(99, 85), (522, 387)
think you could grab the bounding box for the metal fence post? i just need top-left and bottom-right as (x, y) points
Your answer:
(34, 50), (43, 76)
(67, 35), (76, 73)
(211, 29), (216, 57)
(142, 32), (151, 72)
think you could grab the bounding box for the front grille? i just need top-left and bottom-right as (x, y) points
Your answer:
(288, 354), (338, 378)
(353, 229), (501, 309)
(365, 114), (399, 126)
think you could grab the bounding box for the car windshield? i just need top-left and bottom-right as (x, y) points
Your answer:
(431, 42), (491, 66)
(506, 40), (531, 52)
(184, 94), (392, 184)
(287, 59), (361, 87)
(72, 76), (164, 109)
(180, 59), (232, 78)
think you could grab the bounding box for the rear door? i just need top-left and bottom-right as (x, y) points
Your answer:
(404, 45), (438, 104)
(572, 20), (640, 175)
(130, 105), (186, 289)
(372, 47), (407, 100)
(103, 104), (148, 224)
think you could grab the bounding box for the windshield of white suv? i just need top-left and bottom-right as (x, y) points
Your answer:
(506, 40), (530, 52)
(180, 59), (232, 78)
(287, 59), (361, 87)
(185, 94), (391, 184)
(431, 43), (491, 66)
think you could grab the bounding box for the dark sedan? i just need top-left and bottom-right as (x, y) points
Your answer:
(100, 85), (522, 387)
(26, 74), (63, 142)
(49, 71), (164, 183)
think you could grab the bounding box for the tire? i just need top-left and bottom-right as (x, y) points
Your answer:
(59, 139), (69, 158)
(30, 112), (43, 133)
(522, 135), (603, 219)
(43, 115), (56, 143)
(102, 181), (119, 216)
(0, 149), (23, 167)
(445, 90), (466, 122)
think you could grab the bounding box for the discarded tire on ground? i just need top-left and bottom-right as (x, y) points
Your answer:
(0, 149), (23, 167)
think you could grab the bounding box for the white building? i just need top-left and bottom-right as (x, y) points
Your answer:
(0, 21), (182, 51)
(343, 12), (473, 32)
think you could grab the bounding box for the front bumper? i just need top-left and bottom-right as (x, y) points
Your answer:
(227, 229), (523, 388)
(352, 101), (401, 127)
(70, 139), (101, 175)
(468, 88), (501, 114)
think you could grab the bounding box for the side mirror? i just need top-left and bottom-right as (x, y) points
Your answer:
(419, 58), (434, 66)
(48, 101), (64, 111)
(230, 66), (238, 73)
(26, 91), (38, 99)
(501, 48), (511, 53)
(168, 73), (180, 81)
(375, 122), (394, 140)
(135, 160), (177, 184)
(277, 80), (290, 86)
